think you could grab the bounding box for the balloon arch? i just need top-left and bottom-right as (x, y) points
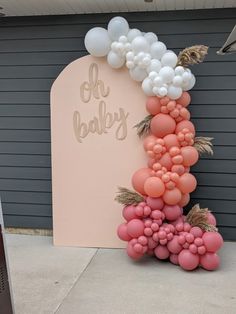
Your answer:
(84, 16), (223, 271)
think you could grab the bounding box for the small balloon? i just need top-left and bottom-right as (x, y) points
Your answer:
(161, 51), (178, 68)
(177, 173), (197, 194)
(144, 32), (158, 44)
(163, 188), (182, 205)
(164, 134), (180, 150)
(146, 96), (161, 115)
(127, 28), (142, 42)
(202, 232), (223, 253)
(181, 146), (199, 167)
(150, 113), (176, 138)
(144, 177), (165, 198)
(154, 245), (170, 259)
(107, 51), (125, 68)
(142, 78), (155, 96)
(200, 253), (220, 270)
(163, 205), (182, 221)
(178, 249), (200, 270)
(150, 41), (167, 59)
(122, 205), (137, 221)
(130, 66), (147, 82)
(167, 236), (183, 254)
(132, 168), (152, 195)
(117, 223), (131, 241)
(131, 36), (150, 54)
(175, 120), (195, 136)
(127, 219), (145, 238)
(177, 91), (191, 107)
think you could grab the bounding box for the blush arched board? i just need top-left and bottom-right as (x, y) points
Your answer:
(51, 55), (147, 248)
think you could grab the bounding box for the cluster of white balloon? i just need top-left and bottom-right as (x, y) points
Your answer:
(84, 16), (195, 99)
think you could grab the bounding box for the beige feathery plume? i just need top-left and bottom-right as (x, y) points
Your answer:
(134, 114), (153, 138)
(194, 136), (214, 156)
(186, 204), (217, 232)
(177, 45), (209, 67)
(115, 187), (144, 206)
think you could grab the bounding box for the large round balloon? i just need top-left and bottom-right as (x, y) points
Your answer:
(164, 134), (180, 150)
(108, 16), (129, 40)
(163, 205), (182, 221)
(150, 113), (176, 138)
(181, 146), (199, 167)
(163, 188), (182, 205)
(177, 92), (191, 107)
(154, 245), (170, 259)
(132, 168), (152, 195)
(178, 249), (199, 270)
(175, 120), (195, 136)
(146, 96), (161, 115)
(85, 27), (111, 57)
(144, 177), (165, 197)
(127, 219), (144, 238)
(202, 232), (223, 253)
(200, 253), (220, 270)
(117, 223), (131, 241)
(177, 173), (197, 194)
(107, 51), (125, 68)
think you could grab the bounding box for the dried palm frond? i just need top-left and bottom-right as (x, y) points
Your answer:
(194, 136), (214, 156)
(134, 114), (153, 138)
(115, 187), (144, 206)
(186, 204), (217, 232)
(177, 45), (209, 67)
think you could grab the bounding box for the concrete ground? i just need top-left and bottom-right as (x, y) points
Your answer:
(5, 234), (236, 314)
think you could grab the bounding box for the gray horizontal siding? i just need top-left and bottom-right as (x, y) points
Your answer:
(0, 9), (235, 239)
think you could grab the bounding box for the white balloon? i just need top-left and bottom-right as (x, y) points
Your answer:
(157, 87), (168, 97)
(144, 32), (158, 45)
(119, 35), (128, 43)
(129, 66), (147, 81)
(167, 85), (182, 99)
(131, 36), (150, 54)
(182, 71), (192, 83)
(149, 71), (158, 80)
(84, 27), (111, 57)
(126, 61), (135, 69)
(161, 52), (178, 68)
(125, 43), (131, 51)
(142, 78), (155, 96)
(183, 74), (196, 91)
(108, 16), (129, 41)
(142, 56), (151, 67)
(150, 41), (166, 60)
(126, 51), (134, 61)
(175, 66), (185, 76)
(127, 28), (142, 42)
(153, 76), (163, 87)
(173, 75), (183, 87)
(107, 51), (125, 68)
(159, 66), (175, 83)
(147, 59), (161, 73)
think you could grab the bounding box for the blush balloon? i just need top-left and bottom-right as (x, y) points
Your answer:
(146, 96), (161, 115)
(122, 205), (137, 221)
(144, 177), (165, 197)
(146, 197), (164, 210)
(163, 205), (181, 221)
(175, 120), (195, 136)
(178, 193), (190, 207)
(181, 146), (199, 167)
(200, 253), (220, 271)
(163, 188), (182, 205)
(164, 134), (180, 150)
(143, 135), (157, 151)
(207, 212), (217, 226)
(202, 232), (223, 253)
(127, 219), (145, 238)
(170, 253), (179, 265)
(159, 152), (173, 170)
(167, 235), (182, 254)
(117, 223), (131, 241)
(176, 91), (191, 107)
(178, 249), (200, 270)
(177, 173), (197, 194)
(154, 245), (170, 259)
(150, 113), (176, 138)
(132, 168), (152, 195)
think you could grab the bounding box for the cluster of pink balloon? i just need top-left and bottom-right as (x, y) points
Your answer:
(117, 91), (223, 271)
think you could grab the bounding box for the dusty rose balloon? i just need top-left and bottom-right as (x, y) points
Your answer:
(143, 135), (157, 151)
(170, 253), (179, 265)
(127, 219), (145, 238)
(122, 205), (137, 221)
(175, 120), (195, 136)
(154, 245), (170, 259)
(148, 237), (157, 249)
(177, 173), (197, 194)
(163, 188), (182, 205)
(146, 197), (164, 210)
(200, 253), (220, 270)
(117, 223), (132, 241)
(127, 242), (143, 260)
(163, 204), (181, 221)
(202, 232), (223, 253)
(207, 212), (217, 226)
(190, 226), (203, 238)
(178, 249), (200, 270)
(132, 168), (152, 195)
(150, 113), (176, 138)
(176, 92), (191, 107)
(178, 193), (190, 207)
(146, 96), (161, 115)
(167, 236), (182, 254)
(159, 152), (173, 170)
(144, 177), (165, 197)
(181, 146), (199, 167)
(164, 134), (180, 150)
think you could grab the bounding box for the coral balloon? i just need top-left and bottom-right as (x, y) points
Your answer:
(143, 135), (156, 151)
(178, 249), (199, 270)
(164, 134), (180, 150)
(132, 168), (152, 195)
(171, 164), (185, 176)
(117, 223), (131, 241)
(177, 173), (197, 194)
(170, 254), (179, 265)
(181, 146), (199, 167)
(150, 113), (176, 138)
(154, 245), (170, 259)
(146, 96), (161, 115)
(200, 253), (220, 270)
(177, 92), (191, 107)
(163, 188), (182, 205)
(159, 152), (173, 170)
(146, 197), (164, 210)
(202, 232), (223, 253)
(178, 193), (190, 207)
(144, 177), (165, 197)
(122, 205), (138, 221)
(175, 120), (195, 136)
(127, 219), (145, 238)
(167, 236), (182, 254)
(163, 205), (182, 221)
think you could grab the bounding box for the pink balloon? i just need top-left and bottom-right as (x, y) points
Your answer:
(146, 96), (161, 115)
(177, 173), (197, 194)
(122, 205), (137, 221)
(164, 134), (180, 151)
(143, 135), (157, 151)
(178, 249), (200, 270)
(127, 242), (143, 260)
(127, 219), (145, 238)
(146, 197), (164, 210)
(154, 245), (170, 259)
(150, 113), (176, 138)
(167, 236), (182, 254)
(159, 152), (173, 170)
(117, 223), (131, 241)
(181, 146), (199, 167)
(144, 177), (165, 198)
(200, 253), (220, 270)
(202, 232), (223, 253)
(177, 92), (191, 107)
(132, 168), (152, 195)
(163, 205), (182, 221)
(163, 188), (182, 205)
(207, 212), (217, 226)
(148, 237), (158, 250)
(170, 253), (179, 265)
(175, 120), (195, 136)
(190, 227), (203, 238)
(178, 193), (190, 207)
